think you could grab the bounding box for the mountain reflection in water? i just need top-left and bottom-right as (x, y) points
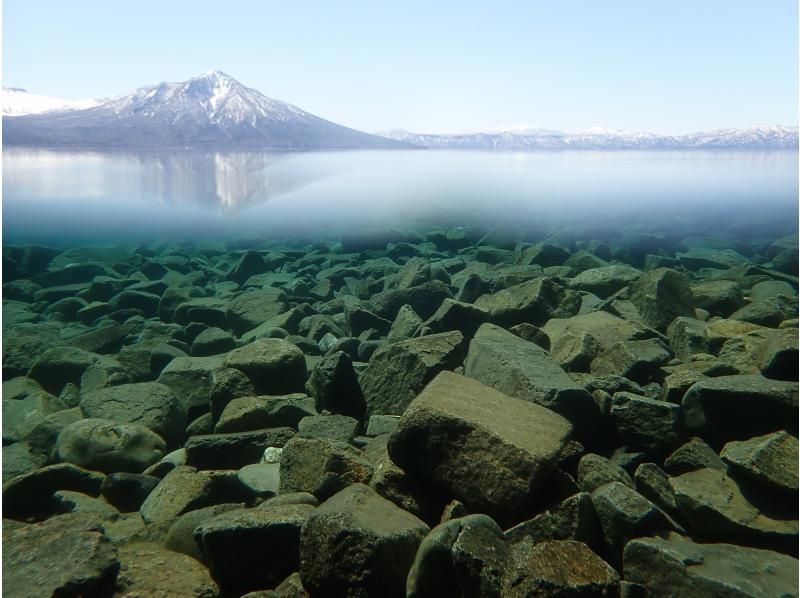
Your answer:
(3, 149), (333, 211)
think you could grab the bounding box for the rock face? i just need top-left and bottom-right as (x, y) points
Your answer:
(464, 323), (600, 438)
(388, 371), (573, 525)
(624, 532), (799, 598)
(360, 331), (465, 416)
(3, 514), (120, 597)
(57, 418), (166, 473)
(299, 484), (429, 598)
(610, 392), (685, 454)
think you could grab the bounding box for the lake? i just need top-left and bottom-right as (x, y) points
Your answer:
(3, 149), (798, 245)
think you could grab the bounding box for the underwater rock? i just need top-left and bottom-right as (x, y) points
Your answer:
(569, 264), (642, 298)
(502, 538), (620, 598)
(297, 414), (360, 443)
(464, 323), (599, 439)
(610, 391), (685, 454)
(591, 481), (678, 562)
(681, 374), (798, 446)
(630, 268), (695, 331)
(80, 381), (187, 446)
(3, 514), (120, 597)
(671, 467), (798, 553)
(624, 532), (799, 598)
(3, 463), (105, 519)
(57, 418), (167, 474)
(407, 514), (507, 598)
(215, 394), (315, 433)
(388, 371), (572, 526)
(307, 351), (366, 420)
(101, 472), (161, 512)
(139, 466), (252, 524)
(361, 330), (465, 416)
(576, 453), (634, 493)
(474, 277), (581, 328)
(279, 436), (374, 500)
(371, 280), (454, 321)
(115, 542), (220, 597)
(299, 483), (429, 598)
(720, 431), (799, 495)
(505, 492), (602, 550)
(223, 339), (307, 395)
(184, 428), (295, 470)
(195, 505), (315, 595)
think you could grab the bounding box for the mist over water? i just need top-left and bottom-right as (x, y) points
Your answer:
(3, 149), (798, 245)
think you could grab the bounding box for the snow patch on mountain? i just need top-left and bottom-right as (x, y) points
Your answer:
(2, 88), (101, 116)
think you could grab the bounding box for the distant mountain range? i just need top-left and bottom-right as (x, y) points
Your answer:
(3, 72), (797, 150)
(2, 71), (410, 150)
(377, 125), (799, 150)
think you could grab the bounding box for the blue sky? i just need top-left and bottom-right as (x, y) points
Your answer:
(4, 1), (798, 134)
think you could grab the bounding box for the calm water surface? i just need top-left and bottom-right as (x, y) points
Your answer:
(3, 149), (798, 244)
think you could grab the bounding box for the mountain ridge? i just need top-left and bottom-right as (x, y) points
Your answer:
(377, 124), (799, 150)
(3, 71), (412, 150)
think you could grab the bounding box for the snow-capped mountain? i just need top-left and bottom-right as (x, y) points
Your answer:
(377, 125), (799, 150)
(3, 71), (412, 150)
(2, 87), (102, 116)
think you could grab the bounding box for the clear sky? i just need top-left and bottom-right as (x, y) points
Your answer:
(3, 1), (798, 134)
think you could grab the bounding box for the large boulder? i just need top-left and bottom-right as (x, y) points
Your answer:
(474, 277), (581, 328)
(569, 264), (642, 298)
(681, 375), (798, 446)
(623, 532), (799, 598)
(3, 463), (105, 519)
(502, 538), (620, 598)
(464, 323), (599, 438)
(194, 505), (315, 595)
(720, 431), (798, 495)
(215, 394), (316, 433)
(371, 280), (454, 321)
(591, 481), (677, 562)
(184, 428), (295, 470)
(299, 484), (429, 598)
(114, 542), (220, 598)
(3, 514), (120, 597)
(139, 466), (252, 524)
(279, 436), (374, 500)
(226, 288), (288, 335)
(223, 339), (307, 395)
(610, 392), (686, 454)
(360, 331), (465, 416)
(307, 351), (366, 420)
(388, 371), (572, 525)
(156, 355), (224, 419)
(407, 514), (508, 598)
(670, 467), (797, 553)
(57, 418), (166, 473)
(79, 382), (186, 446)
(630, 268), (695, 331)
